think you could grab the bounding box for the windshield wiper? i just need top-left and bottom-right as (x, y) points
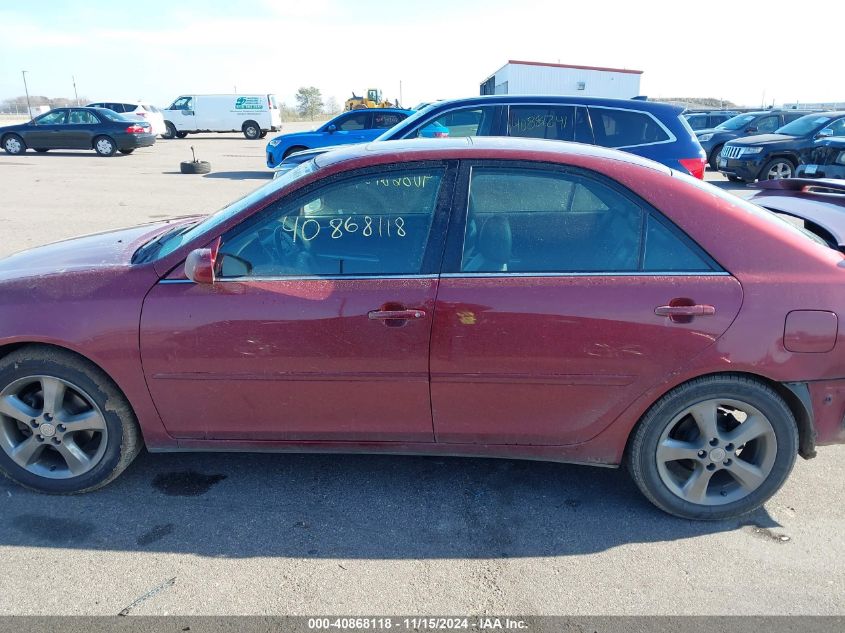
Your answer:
(132, 222), (197, 264)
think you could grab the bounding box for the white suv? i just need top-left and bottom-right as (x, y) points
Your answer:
(87, 102), (166, 136)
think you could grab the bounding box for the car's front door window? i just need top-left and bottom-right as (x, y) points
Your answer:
(335, 113), (369, 131)
(34, 111), (67, 125)
(218, 167), (446, 278)
(169, 97), (192, 111)
(409, 106), (498, 139)
(755, 116), (779, 133)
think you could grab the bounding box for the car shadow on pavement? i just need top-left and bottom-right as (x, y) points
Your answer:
(202, 171), (273, 180)
(0, 451), (781, 559)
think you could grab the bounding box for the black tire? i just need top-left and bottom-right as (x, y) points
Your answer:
(282, 145), (308, 159)
(759, 157), (795, 181)
(118, 149), (135, 155)
(259, 131), (268, 139)
(176, 131), (189, 139)
(627, 375), (798, 521)
(708, 145), (723, 171)
(0, 345), (142, 494)
(93, 135), (117, 157)
(163, 122), (178, 139)
(242, 121), (261, 139)
(180, 160), (211, 174)
(34, 148), (49, 153)
(2, 133), (26, 155)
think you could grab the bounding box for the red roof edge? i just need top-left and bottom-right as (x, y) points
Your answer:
(507, 59), (644, 75)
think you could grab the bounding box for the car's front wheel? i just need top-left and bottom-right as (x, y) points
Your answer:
(0, 346), (142, 494)
(627, 375), (798, 520)
(760, 158), (795, 180)
(2, 134), (25, 155)
(242, 121), (261, 139)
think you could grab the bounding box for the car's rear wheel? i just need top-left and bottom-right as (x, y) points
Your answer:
(627, 375), (798, 520)
(0, 346), (142, 494)
(708, 145), (723, 171)
(118, 149), (135, 155)
(176, 131), (189, 139)
(93, 135), (116, 157)
(2, 134), (25, 155)
(282, 145), (308, 159)
(760, 158), (795, 180)
(243, 121), (261, 139)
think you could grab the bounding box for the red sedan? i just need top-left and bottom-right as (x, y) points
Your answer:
(0, 138), (843, 520)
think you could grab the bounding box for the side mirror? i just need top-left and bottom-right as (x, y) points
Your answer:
(817, 128), (834, 138)
(746, 126), (757, 133)
(327, 124), (337, 134)
(185, 239), (220, 284)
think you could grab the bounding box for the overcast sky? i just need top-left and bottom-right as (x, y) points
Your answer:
(0, 0), (840, 109)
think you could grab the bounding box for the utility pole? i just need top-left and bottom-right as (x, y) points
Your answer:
(399, 80), (403, 107)
(21, 70), (32, 120)
(72, 75), (79, 105)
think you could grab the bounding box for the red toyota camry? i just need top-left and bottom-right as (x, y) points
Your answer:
(0, 138), (843, 520)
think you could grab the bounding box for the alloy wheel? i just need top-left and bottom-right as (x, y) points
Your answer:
(766, 162), (793, 179)
(0, 376), (108, 479)
(655, 398), (777, 506)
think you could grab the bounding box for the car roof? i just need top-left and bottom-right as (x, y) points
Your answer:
(313, 136), (673, 174)
(420, 94), (684, 115)
(339, 108), (412, 114)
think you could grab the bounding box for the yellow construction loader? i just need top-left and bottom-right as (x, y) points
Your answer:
(344, 89), (396, 110)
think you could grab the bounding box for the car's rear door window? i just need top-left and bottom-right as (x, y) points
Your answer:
(460, 167), (643, 272)
(68, 110), (99, 124)
(588, 108), (670, 148)
(507, 105), (575, 141)
(218, 167), (447, 278)
(755, 116), (780, 133)
(372, 112), (407, 129)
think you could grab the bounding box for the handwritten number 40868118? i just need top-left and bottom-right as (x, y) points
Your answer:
(281, 216), (407, 242)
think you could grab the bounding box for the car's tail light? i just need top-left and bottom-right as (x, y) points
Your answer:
(125, 124), (146, 134)
(679, 157), (706, 180)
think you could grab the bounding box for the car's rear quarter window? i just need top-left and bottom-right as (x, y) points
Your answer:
(589, 108), (670, 148)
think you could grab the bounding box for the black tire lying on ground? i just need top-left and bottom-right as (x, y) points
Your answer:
(180, 160), (211, 174)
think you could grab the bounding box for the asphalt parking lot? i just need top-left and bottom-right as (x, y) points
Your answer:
(0, 132), (843, 616)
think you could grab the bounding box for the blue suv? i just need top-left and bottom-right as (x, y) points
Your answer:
(272, 96), (707, 178)
(266, 109), (412, 168)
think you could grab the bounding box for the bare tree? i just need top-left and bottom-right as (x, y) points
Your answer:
(324, 97), (340, 115)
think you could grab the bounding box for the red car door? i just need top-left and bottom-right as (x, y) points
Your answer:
(140, 163), (454, 441)
(430, 163), (743, 446)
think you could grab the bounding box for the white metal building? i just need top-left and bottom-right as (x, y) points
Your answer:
(480, 60), (643, 99)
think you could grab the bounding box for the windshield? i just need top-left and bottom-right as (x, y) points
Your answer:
(373, 103), (438, 141)
(715, 114), (756, 131)
(136, 159), (320, 262)
(776, 115), (831, 136)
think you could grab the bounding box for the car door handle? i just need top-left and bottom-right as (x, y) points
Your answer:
(655, 304), (716, 317)
(368, 309), (426, 320)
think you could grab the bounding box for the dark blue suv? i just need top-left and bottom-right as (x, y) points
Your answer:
(274, 96), (706, 179)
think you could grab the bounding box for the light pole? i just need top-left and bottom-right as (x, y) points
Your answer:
(21, 70), (32, 120)
(72, 75), (79, 106)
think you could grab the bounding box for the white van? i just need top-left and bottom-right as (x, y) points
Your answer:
(162, 94), (282, 140)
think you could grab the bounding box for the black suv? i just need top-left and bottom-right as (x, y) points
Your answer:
(696, 110), (809, 170)
(718, 112), (845, 182)
(796, 136), (845, 179)
(683, 111), (737, 131)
